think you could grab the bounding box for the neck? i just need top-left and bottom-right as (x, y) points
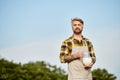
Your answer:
(73, 34), (82, 41)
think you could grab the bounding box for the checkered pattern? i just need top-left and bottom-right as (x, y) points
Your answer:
(59, 36), (96, 63)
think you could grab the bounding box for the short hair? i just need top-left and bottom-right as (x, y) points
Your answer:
(71, 17), (84, 25)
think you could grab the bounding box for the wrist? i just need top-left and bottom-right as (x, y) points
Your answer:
(71, 55), (74, 60)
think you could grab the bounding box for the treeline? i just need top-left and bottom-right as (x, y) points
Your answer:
(0, 58), (116, 80)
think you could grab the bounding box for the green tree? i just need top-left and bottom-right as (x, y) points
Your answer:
(92, 68), (117, 80)
(0, 58), (117, 80)
(0, 58), (22, 80)
(0, 58), (67, 80)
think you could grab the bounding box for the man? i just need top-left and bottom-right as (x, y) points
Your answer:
(59, 18), (96, 80)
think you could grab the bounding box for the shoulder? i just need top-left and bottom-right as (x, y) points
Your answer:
(62, 36), (73, 44)
(83, 36), (92, 44)
(83, 36), (89, 41)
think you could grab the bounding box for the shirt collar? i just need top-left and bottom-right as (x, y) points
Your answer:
(71, 35), (86, 41)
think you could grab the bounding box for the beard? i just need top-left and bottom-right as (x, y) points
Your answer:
(73, 28), (82, 34)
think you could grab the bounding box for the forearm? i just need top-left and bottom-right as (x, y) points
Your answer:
(64, 55), (74, 62)
(60, 50), (83, 63)
(60, 54), (74, 63)
(91, 57), (96, 64)
(64, 53), (81, 63)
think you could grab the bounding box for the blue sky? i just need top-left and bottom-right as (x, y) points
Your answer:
(0, 0), (120, 79)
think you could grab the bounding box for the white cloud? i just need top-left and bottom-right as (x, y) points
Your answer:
(0, 40), (61, 65)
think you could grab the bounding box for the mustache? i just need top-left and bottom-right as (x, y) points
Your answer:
(75, 28), (80, 30)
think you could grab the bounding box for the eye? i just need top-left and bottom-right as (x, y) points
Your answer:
(78, 24), (81, 26)
(73, 24), (77, 26)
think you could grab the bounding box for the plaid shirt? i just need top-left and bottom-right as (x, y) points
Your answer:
(59, 36), (96, 63)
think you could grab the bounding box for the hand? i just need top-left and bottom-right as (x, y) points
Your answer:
(73, 51), (83, 58)
(84, 62), (93, 69)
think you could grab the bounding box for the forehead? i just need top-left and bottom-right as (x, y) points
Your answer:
(72, 21), (82, 24)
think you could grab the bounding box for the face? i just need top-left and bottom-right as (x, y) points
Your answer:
(72, 21), (83, 34)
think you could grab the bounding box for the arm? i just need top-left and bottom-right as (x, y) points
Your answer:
(59, 41), (83, 63)
(64, 51), (83, 62)
(85, 41), (96, 68)
(59, 40), (82, 63)
(59, 41), (70, 63)
(88, 41), (96, 64)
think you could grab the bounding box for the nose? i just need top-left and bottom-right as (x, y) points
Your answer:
(75, 24), (80, 28)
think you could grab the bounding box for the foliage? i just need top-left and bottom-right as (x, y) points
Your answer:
(92, 68), (117, 80)
(0, 58), (67, 80)
(0, 58), (117, 80)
